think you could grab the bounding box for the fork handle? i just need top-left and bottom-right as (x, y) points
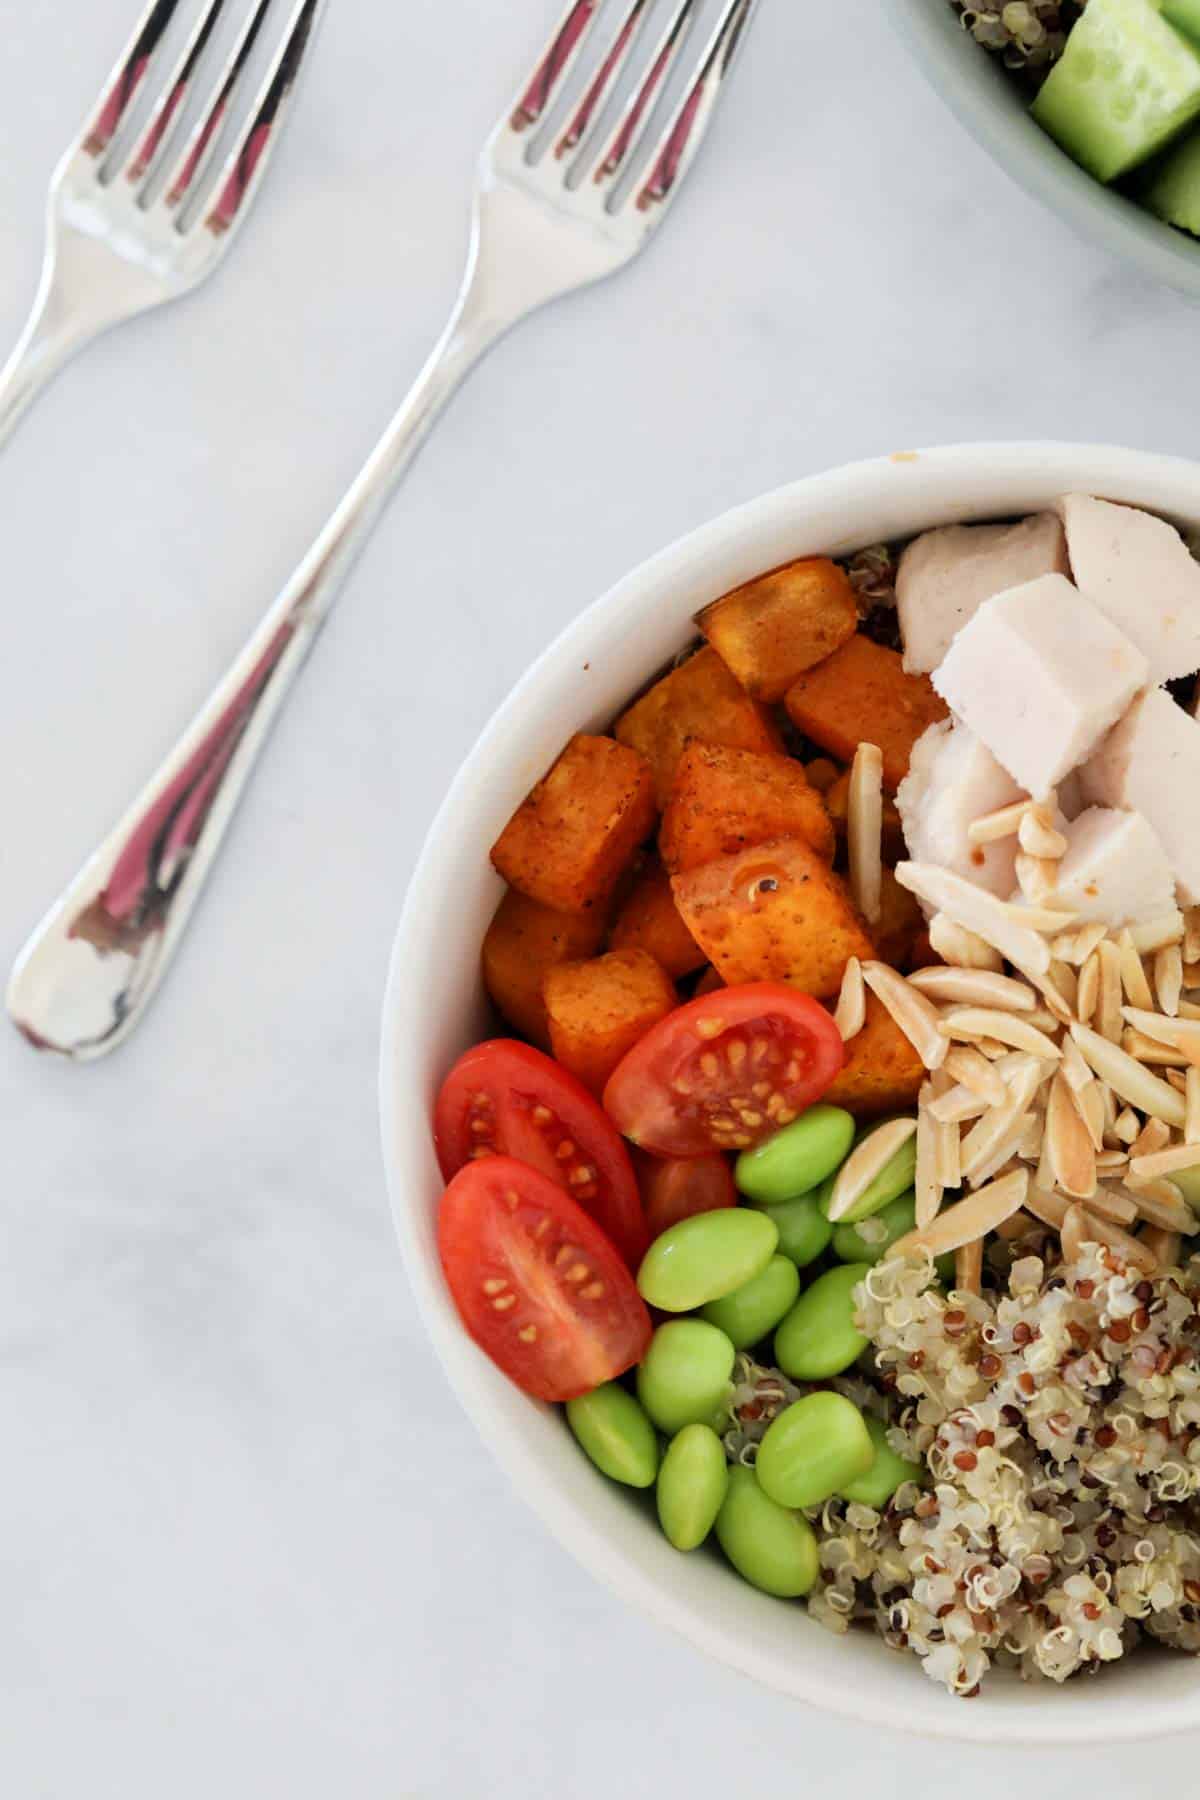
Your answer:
(0, 262), (101, 450)
(7, 274), (509, 1058)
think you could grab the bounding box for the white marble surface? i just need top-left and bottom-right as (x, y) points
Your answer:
(4, 0), (1200, 1791)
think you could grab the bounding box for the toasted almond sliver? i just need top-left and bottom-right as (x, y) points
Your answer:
(1060, 1033), (1093, 1094)
(934, 1113), (961, 1191)
(1123, 1028), (1190, 1068)
(892, 1168), (1029, 1259)
(938, 1007), (1062, 1060)
(1112, 1107), (1140, 1146)
(1130, 1116), (1171, 1160)
(1121, 1007), (1200, 1069)
(915, 1092), (941, 1230)
(1045, 959), (1078, 1015)
(827, 1116), (919, 1223)
(861, 961), (948, 1071)
(943, 1045), (1009, 1105)
(1049, 921), (1107, 967)
(1069, 1023), (1188, 1128)
(1124, 1175), (1199, 1235)
(1018, 804), (1068, 860)
(1186, 905), (1200, 966)
(1155, 945), (1184, 1020)
(906, 967), (1036, 1012)
(847, 744), (883, 927)
(1095, 1149), (1129, 1172)
(1061, 1202), (1090, 1265)
(1098, 1080), (1117, 1137)
(1130, 1142), (1200, 1181)
(966, 800), (1029, 846)
(1014, 1112), (1043, 1160)
(1128, 910), (1185, 955)
(1072, 1078), (1105, 1152)
(1045, 1071), (1096, 1199)
(927, 913), (1003, 973)
(834, 957), (866, 1042)
(1015, 852), (1059, 904)
(1117, 931), (1155, 1010)
(894, 865), (1052, 975)
(1081, 1208), (1160, 1274)
(959, 1058), (1042, 1182)
(1024, 1184), (1135, 1231)
(1166, 1068), (1190, 1093)
(954, 1238), (984, 1295)
(928, 1084), (989, 1125)
(1184, 975), (1200, 1000)
(1188, 1068), (1200, 1147)
(1000, 900), (1079, 934)
(1097, 941), (1124, 1044)
(1024, 1184), (1068, 1230)
(1088, 1186), (1139, 1225)
(1140, 1225), (1182, 1268)
(1077, 950), (1100, 1027)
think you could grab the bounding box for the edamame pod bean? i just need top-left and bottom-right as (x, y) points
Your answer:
(744, 1192), (832, 1268)
(700, 1255), (800, 1349)
(715, 1466), (818, 1597)
(756, 1392), (874, 1510)
(831, 1191), (917, 1265)
(839, 1414), (923, 1508)
(637, 1319), (736, 1435)
(656, 1423), (728, 1551)
(566, 1383), (659, 1488)
(821, 1119), (918, 1224)
(734, 1105), (856, 1205)
(774, 1262), (871, 1380)
(1166, 1164), (1200, 1218)
(636, 1208), (778, 1312)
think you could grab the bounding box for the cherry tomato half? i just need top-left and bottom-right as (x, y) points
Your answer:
(438, 1156), (652, 1401)
(434, 1039), (648, 1267)
(603, 983), (844, 1158)
(635, 1151), (736, 1240)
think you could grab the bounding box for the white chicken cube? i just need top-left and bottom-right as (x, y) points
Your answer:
(1060, 494), (1200, 684)
(931, 574), (1149, 798)
(896, 720), (1025, 899)
(1080, 685), (1200, 903)
(1041, 807), (1176, 926)
(896, 514), (1068, 674)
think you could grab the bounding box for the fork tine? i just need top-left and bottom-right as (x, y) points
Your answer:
(629, 0), (761, 222)
(508, 0), (605, 137)
(200, 0), (324, 237)
(555, 0), (653, 161)
(81, 0), (184, 160)
(161, 0), (274, 212)
(586, 0), (699, 194)
(125, 0), (232, 187)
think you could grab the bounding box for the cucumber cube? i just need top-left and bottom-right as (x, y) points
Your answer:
(1032, 0), (1200, 182)
(1164, 0), (1200, 47)
(1143, 126), (1200, 230)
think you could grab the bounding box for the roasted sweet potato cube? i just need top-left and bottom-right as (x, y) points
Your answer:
(491, 733), (656, 914)
(785, 635), (947, 792)
(543, 949), (677, 1095)
(608, 859), (706, 979)
(698, 558), (859, 702)
(871, 867), (924, 968)
(822, 992), (924, 1117)
(659, 742), (835, 874)
(671, 837), (874, 999)
(614, 647), (779, 806)
(482, 888), (607, 1046)
(823, 768), (905, 859)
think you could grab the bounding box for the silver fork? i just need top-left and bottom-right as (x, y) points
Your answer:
(7, 0), (762, 1060)
(0, 0), (325, 447)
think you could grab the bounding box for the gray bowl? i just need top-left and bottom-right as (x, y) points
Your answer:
(885, 0), (1200, 300)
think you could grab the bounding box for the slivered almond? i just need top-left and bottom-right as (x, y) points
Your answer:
(1155, 945), (1184, 1020)
(1026, 1004), (1066, 1034)
(1128, 911), (1185, 954)
(1046, 1071), (1096, 1198)
(906, 967), (1036, 1011)
(1024, 1184), (1135, 1231)
(966, 799), (1029, 845)
(934, 1112), (961, 1190)
(892, 1169), (1028, 1259)
(861, 961), (947, 1071)
(938, 1007), (1062, 1060)
(1069, 1023), (1188, 1128)
(995, 1208), (1035, 1241)
(1129, 1142), (1200, 1182)
(827, 1116), (919, 1223)
(928, 1085), (989, 1125)
(954, 1238), (984, 1295)
(1188, 1068), (1200, 1146)
(1130, 1116), (1170, 1160)
(1181, 1000), (1200, 1020)
(1113, 1107), (1140, 1146)
(1095, 1149), (1129, 1172)
(943, 1045), (1009, 1105)
(1140, 1225), (1182, 1268)
(1098, 1081), (1117, 1136)
(1049, 921), (1107, 966)
(1072, 1078), (1105, 1152)
(1060, 1033), (1093, 1093)
(1018, 805), (1068, 860)
(1123, 1028), (1190, 1068)
(959, 1058), (1042, 1183)
(1166, 1068), (1190, 1093)
(1077, 950), (1100, 1027)
(915, 1091), (941, 1230)
(1118, 930), (1155, 1010)
(927, 913), (1003, 973)
(1060, 1203), (1090, 1265)
(1121, 1007), (1200, 1070)
(1185, 965), (1200, 992)
(847, 744), (883, 926)
(1045, 960), (1078, 1017)
(893, 865), (1051, 975)
(1097, 941), (1124, 1044)
(1015, 1112), (1043, 1161)
(1117, 1176), (1195, 1233)
(1081, 1208), (1159, 1274)
(834, 957), (866, 1042)
(1186, 906), (1200, 965)
(1015, 852), (1059, 904)
(1000, 900), (1079, 933)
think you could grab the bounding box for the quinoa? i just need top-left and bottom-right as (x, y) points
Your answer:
(720, 1240), (1200, 1696)
(950, 3), (1083, 86)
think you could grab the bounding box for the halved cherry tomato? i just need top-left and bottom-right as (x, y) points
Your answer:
(434, 1040), (648, 1267)
(438, 1156), (652, 1401)
(635, 1151), (736, 1240)
(603, 982), (844, 1158)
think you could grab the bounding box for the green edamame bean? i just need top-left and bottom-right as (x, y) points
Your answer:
(820, 1119), (917, 1225)
(756, 1392), (874, 1511)
(774, 1262), (871, 1380)
(714, 1466), (818, 1597)
(700, 1255), (800, 1349)
(839, 1414), (923, 1508)
(566, 1383), (658, 1488)
(656, 1423), (729, 1551)
(636, 1208), (778, 1312)
(1166, 1164), (1200, 1221)
(734, 1105), (856, 1205)
(637, 1319), (736, 1435)
(832, 1191), (917, 1265)
(744, 1191), (832, 1268)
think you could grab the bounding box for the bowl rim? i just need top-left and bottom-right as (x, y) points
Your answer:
(881, 0), (1200, 302)
(380, 441), (1200, 1744)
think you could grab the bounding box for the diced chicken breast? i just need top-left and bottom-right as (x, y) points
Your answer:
(1039, 806), (1175, 926)
(896, 514), (1069, 674)
(896, 720), (1025, 899)
(1080, 685), (1200, 903)
(931, 574), (1149, 798)
(1060, 494), (1200, 684)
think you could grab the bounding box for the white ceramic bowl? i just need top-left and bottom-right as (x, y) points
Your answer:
(380, 442), (1200, 1744)
(884, 0), (1200, 302)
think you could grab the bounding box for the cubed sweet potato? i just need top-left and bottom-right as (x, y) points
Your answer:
(671, 836), (874, 998)
(871, 867), (924, 968)
(659, 742), (835, 874)
(822, 992), (924, 1117)
(608, 859), (707, 979)
(614, 647), (779, 806)
(543, 949), (677, 1095)
(482, 888), (607, 1046)
(823, 768), (905, 859)
(785, 635), (947, 792)
(698, 558), (859, 702)
(804, 757), (841, 795)
(491, 733), (656, 914)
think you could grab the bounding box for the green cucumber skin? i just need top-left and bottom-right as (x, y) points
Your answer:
(1164, 0), (1200, 46)
(1144, 129), (1200, 231)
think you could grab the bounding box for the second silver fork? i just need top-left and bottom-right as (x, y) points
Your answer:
(7, 0), (762, 1061)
